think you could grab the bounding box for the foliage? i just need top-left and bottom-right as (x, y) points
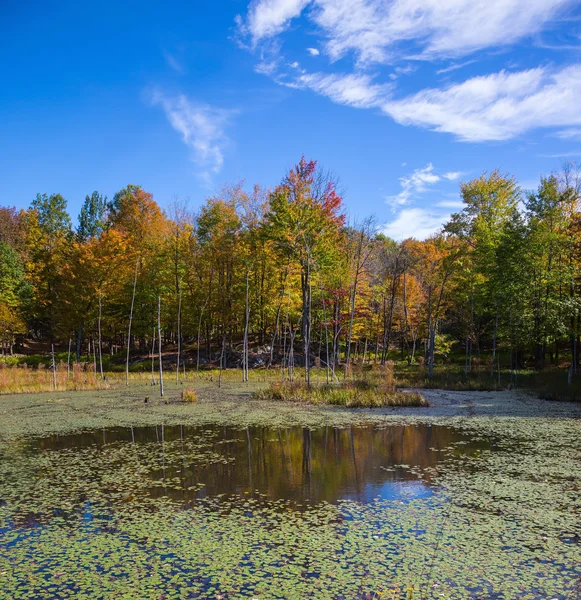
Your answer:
(1, 159), (581, 391)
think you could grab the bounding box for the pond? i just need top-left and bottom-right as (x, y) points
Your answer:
(30, 423), (488, 506)
(0, 421), (578, 599)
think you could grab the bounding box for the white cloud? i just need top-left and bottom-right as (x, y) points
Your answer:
(555, 128), (581, 140)
(436, 199), (464, 209)
(238, 0), (581, 143)
(382, 207), (450, 241)
(290, 72), (391, 108)
(383, 164), (464, 238)
(387, 163), (441, 209)
(151, 91), (234, 183)
(241, 0), (573, 63)
(382, 65), (581, 141)
(243, 0), (311, 43)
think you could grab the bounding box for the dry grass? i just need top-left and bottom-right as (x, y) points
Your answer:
(181, 387), (198, 403)
(255, 378), (426, 408)
(0, 362), (112, 394)
(0, 362), (173, 394)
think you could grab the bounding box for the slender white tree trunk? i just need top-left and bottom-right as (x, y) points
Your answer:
(158, 296), (164, 397)
(98, 293), (104, 379)
(126, 259), (139, 386)
(176, 289), (182, 384)
(67, 338), (71, 380)
(151, 326), (156, 385)
(51, 344), (57, 390)
(243, 271), (250, 382)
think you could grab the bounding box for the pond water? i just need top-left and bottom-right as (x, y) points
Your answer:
(1, 422), (578, 599)
(27, 423), (487, 507)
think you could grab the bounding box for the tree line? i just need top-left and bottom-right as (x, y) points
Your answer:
(1, 157), (580, 380)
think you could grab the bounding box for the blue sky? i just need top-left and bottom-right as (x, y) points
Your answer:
(1, 0), (581, 239)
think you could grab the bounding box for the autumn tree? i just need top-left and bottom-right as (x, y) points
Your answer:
(265, 157), (345, 384)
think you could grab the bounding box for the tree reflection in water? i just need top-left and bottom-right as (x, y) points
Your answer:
(36, 423), (490, 505)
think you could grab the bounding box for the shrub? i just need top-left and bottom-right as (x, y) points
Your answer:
(181, 387), (198, 403)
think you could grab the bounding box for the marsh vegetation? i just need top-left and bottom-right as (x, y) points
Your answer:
(0, 385), (580, 598)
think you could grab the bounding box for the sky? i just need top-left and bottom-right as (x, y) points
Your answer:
(1, 0), (581, 240)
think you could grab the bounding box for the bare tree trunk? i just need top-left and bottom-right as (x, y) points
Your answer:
(51, 344), (57, 390)
(428, 325), (436, 378)
(126, 259), (139, 386)
(345, 271), (359, 376)
(491, 297), (500, 378)
(281, 291), (290, 380)
(321, 288), (330, 384)
(67, 338), (72, 380)
(268, 273), (287, 369)
(218, 333), (226, 388)
(76, 321), (84, 362)
(402, 270), (411, 365)
(98, 293), (104, 380)
(158, 296), (164, 397)
(151, 326), (156, 385)
(92, 338), (97, 379)
(243, 271), (250, 382)
(289, 328), (296, 382)
(176, 289), (182, 384)
(306, 277), (312, 387)
(196, 305), (206, 374)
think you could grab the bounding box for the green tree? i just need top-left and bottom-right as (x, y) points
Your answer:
(25, 194), (72, 337)
(77, 191), (108, 241)
(265, 157), (345, 384)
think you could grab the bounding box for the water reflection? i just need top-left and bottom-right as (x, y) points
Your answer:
(33, 424), (488, 505)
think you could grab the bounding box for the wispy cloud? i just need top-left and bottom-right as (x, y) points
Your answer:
(288, 71), (391, 108)
(240, 0), (574, 63)
(382, 65), (581, 141)
(555, 128), (581, 140)
(241, 0), (310, 44)
(237, 0), (581, 143)
(150, 90), (235, 184)
(163, 50), (185, 74)
(387, 163), (442, 209)
(436, 60), (477, 75)
(538, 151), (581, 158)
(385, 163), (462, 212)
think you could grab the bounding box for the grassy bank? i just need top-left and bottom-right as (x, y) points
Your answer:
(2, 352), (581, 402)
(255, 379), (426, 407)
(255, 363), (426, 407)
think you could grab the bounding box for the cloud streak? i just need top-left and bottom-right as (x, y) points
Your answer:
(151, 91), (235, 184)
(382, 65), (581, 141)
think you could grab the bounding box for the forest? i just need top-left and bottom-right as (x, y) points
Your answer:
(1, 157), (581, 388)
(2, 158), (581, 599)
